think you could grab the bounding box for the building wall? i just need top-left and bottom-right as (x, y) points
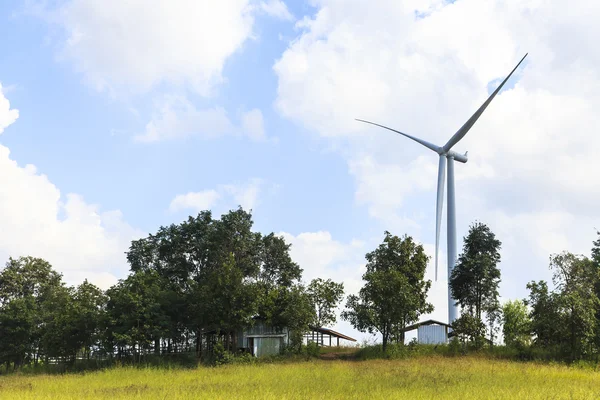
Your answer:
(242, 320), (290, 357)
(255, 337), (283, 357)
(417, 325), (447, 344)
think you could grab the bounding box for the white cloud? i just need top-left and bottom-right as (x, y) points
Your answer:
(169, 190), (221, 213)
(136, 95), (267, 142)
(258, 0), (294, 21)
(48, 0), (256, 96)
(0, 90), (142, 289)
(0, 83), (19, 134)
(274, 0), (600, 322)
(0, 165), (143, 289)
(170, 178), (266, 214)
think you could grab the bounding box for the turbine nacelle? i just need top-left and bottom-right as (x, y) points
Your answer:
(445, 150), (468, 163)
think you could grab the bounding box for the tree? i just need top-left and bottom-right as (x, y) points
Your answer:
(550, 252), (598, 359)
(307, 278), (344, 328)
(342, 232), (433, 351)
(0, 257), (63, 368)
(501, 300), (531, 347)
(526, 280), (563, 349)
(104, 271), (172, 361)
(450, 222), (501, 343)
(452, 313), (486, 346)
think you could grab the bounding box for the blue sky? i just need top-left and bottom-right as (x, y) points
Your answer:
(0, 1), (373, 241)
(1, 0), (599, 342)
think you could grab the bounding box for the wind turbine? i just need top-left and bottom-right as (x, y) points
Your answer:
(357, 54), (527, 324)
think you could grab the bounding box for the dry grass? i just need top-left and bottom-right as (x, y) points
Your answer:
(1, 356), (599, 399)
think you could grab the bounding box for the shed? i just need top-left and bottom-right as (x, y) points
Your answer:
(400, 319), (452, 344)
(241, 319), (290, 357)
(306, 326), (357, 347)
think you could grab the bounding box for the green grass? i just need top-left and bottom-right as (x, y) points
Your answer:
(1, 356), (599, 399)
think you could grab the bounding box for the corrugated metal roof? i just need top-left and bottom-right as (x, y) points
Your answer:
(400, 319), (453, 333)
(309, 326), (357, 342)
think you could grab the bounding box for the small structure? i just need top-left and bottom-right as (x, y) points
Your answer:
(306, 326), (357, 347)
(240, 319), (290, 358)
(400, 319), (452, 345)
(206, 320), (358, 358)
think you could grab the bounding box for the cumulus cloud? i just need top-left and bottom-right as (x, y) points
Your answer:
(135, 95), (267, 142)
(258, 0), (294, 21)
(47, 0), (256, 96)
(0, 83), (19, 134)
(274, 0), (600, 318)
(169, 190), (221, 214)
(0, 88), (142, 289)
(170, 178), (266, 214)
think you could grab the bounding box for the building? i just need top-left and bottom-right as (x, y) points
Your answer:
(239, 319), (291, 358)
(400, 319), (452, 344)
(306, 326), (357, 347)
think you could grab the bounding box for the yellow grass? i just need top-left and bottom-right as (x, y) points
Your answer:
(1, 356), (599, 399)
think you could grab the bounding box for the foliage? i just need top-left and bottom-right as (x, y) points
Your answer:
(526, 280), (564, 349)
(342, 232), (433, 351)
(549, 252), (598, 359)
(451, 313), (487, 349)
(0, 257), (63, 368)
(501, 300), (531, 347)
(450, 222), (501, 320)
(450, 222), (502, 347)
(307, 278), (344, 327)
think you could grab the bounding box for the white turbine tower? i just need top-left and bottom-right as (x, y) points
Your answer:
(357, 54), (527, 325)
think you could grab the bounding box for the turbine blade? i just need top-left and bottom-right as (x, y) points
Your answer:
(356, 119), (441, 153)
(442, 53), (528, 152)
(435, 155), (446, 281)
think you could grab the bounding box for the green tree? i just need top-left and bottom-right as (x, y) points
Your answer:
(104, 271), (172, 361)
(307, 278), (344, 328)
(450, 222), (501, 344)
(452, 313), (486, 346)
(501, 300), (531, 347)
(0, 257), (63, 368)
(526, 280), (563, 349)
(550, 252), (598, 359)
(342, 232), (433, 351)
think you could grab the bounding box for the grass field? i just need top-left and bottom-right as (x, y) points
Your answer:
(1, 356), (599, 399)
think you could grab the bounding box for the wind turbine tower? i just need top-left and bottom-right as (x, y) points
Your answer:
(357, 54), (527, 324)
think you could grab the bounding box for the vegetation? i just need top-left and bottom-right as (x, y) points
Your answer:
(0, 209), (347, 369)
(501, 300), (531, 347)
(342, 232), (433, 351)
(1, 356), (599, 399)
(2, 206), (600, 376)
(450, 222), (502, 347)
(307, 278), (344, 327)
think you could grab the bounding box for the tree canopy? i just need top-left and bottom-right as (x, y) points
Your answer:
(342, 232), (433, 351)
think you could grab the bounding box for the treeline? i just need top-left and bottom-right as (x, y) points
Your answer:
(340, 221), (600, 363)
(441, 222), (600, 362)
(2, 208), (599, 370)
(0, 208), (345, 370)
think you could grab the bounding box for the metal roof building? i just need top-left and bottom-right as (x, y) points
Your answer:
(400, 319), (452, 345)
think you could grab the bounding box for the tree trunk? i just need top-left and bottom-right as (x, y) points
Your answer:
(195, 331), (201, 357)
(382, 333), (388, 353)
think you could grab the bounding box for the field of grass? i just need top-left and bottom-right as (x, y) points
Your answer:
(1, 356), (599, 399)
